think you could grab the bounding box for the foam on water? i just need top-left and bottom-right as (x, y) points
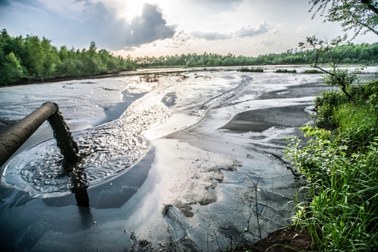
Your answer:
(1, 91), (171, 197)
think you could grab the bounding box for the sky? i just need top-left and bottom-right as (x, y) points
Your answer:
(0, 0), (376, 57)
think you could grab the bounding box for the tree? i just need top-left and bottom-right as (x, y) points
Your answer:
(300, 35), (359, 101)
(310, 0), (378, 37)
(23, 35), (45, 78)
(0, 29), (136, 85)
(304, 1), (378, 101)
(0, 52), (24, 84)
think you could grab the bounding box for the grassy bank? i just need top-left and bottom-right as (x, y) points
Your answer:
(286, 80), (378, 251)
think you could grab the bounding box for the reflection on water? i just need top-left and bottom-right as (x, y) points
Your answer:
(74, 187), (90, 207)
(70, 164), (90, 207)
(78, 205), (93, 229)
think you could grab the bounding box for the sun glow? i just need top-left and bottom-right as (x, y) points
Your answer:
(121, 0), (146, 21)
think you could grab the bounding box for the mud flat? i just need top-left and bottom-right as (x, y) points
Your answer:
(0, 69), (328, 251)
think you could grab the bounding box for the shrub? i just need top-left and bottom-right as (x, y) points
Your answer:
(350, 80), (378, 107)
(287, 80), (378, 251)
(314, 91), (347, 129)
(275, 69), (297, 73)
(334, 103), (377, 150)
(303, 69), (323, 74)
(239, 67), (264, 72)
(287, 129), (378, 251)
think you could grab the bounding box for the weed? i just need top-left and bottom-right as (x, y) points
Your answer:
(286, 80), (378, 251)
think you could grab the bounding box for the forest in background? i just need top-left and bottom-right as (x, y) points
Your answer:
(0, 29), (136, 86)
(135, 42), (378, 67)
(1, 27), (378, 86)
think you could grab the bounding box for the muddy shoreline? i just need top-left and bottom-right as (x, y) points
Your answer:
(0, 70), (328, 251)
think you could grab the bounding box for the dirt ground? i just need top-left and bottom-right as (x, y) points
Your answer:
(235, 226), (313, 252)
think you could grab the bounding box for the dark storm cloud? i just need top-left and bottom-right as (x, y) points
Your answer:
(78, 2), (176, 49)
(126, 4), (176, 47)
(191, 22), (270, 41)
(0, 0), (41, 7)
(0, 0), (10, 6)
(0, 1), (175, 50)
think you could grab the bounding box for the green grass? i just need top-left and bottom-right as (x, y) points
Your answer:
(334, 103), (377, 149)
(288, 128), (378, 251)
(286, 80), (378, 251)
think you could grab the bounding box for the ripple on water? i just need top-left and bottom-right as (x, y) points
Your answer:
(1, 100), (171, 197)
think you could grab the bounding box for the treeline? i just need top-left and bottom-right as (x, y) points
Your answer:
(0, 29), (135, 86)
(135, 43), (378, 68)
(1, 28), (378, 86)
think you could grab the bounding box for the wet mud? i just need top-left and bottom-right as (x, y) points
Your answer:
(0, 68), (337, 251)
(221, 105), (310, 132)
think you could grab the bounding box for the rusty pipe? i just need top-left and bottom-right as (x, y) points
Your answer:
(0, 102), (79, 168)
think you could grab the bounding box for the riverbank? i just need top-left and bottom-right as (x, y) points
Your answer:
(0, 69), (332, 250)
(237, 226), (312, 251)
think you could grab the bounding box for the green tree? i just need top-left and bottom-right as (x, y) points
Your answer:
(0, 29), (136, 85)
(310, 0), (378, 37)
(302, 0), (378, 101)
(23, 35), (45, 78)
(0, 52), (24, 84)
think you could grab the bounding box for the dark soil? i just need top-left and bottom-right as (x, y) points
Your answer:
(235, 226), (313, 252)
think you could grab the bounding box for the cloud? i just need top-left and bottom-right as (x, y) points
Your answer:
(0, 1), (175, 50)
(77, 2), (176, 49)
(189, 0), (242, 10)
(0, 0), (10, 6)
(126, 4), (176, 47)
(0, 0), (41, 7)
(234, 22), (269, 38)
(191, 31), (229, 41)
(191, 22), (270, 41)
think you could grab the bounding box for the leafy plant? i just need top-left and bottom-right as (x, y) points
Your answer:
(309, 0), (378, 38)
(287, 127), (378, 251)
(334, 103), (377, 149)
(287, 79), (378, 250)
(314, 91), (347, 129)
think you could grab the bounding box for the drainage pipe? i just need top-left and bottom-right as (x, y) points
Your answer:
(0, 102), (79, 168)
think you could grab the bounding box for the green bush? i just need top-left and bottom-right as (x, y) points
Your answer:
(350, 80), (378, 107)
(314, 91), (347, 129)
(334, 103), (377, 150)
(287, 80), (378, 251)
(287, 128), (378, 251)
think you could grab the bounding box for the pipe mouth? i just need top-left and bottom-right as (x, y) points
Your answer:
(1, 128), (149, 198)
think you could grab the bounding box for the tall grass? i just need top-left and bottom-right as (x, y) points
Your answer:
(287, 80), (378, 251)
(334, 103), (377, 150)
(288, 128), (378, 251)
